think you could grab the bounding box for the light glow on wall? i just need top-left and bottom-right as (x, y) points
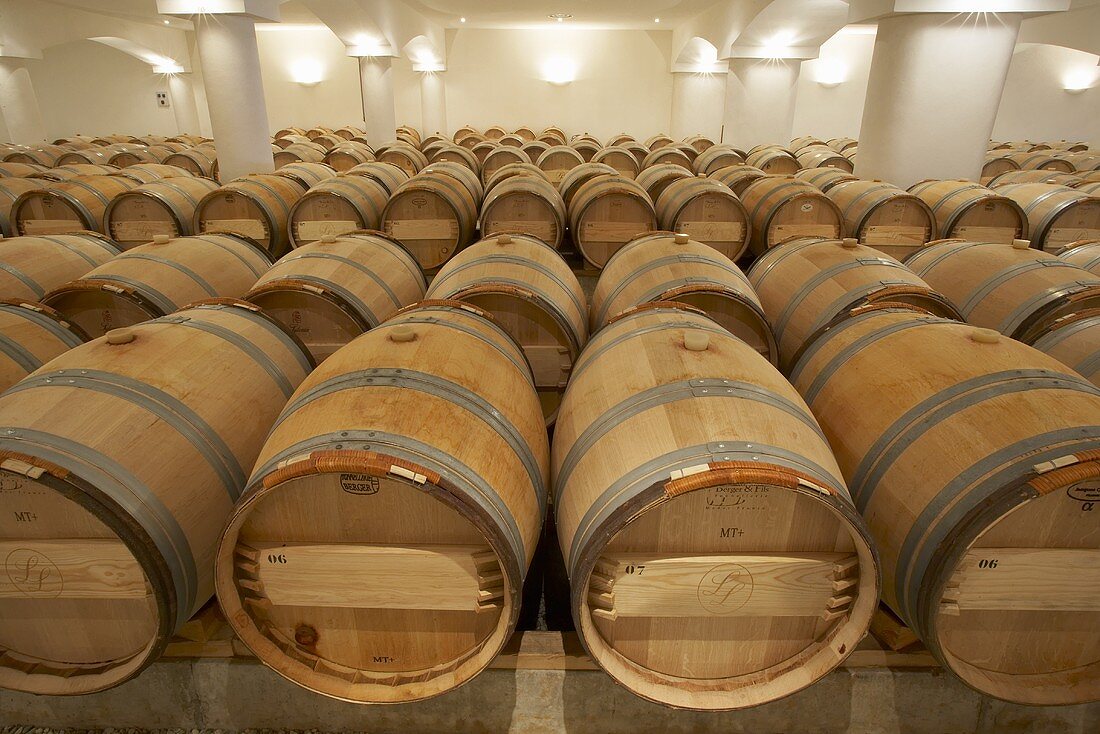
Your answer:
(290, 58), (323, 86)
(1063, 66), (1097, 92)
(815, 59), (847, 87)
(542, 56), (577, 85)
(761, 31), (797, 59)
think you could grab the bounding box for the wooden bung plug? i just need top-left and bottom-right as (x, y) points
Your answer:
(497, 234), (513, 245)
(389, 325), (417, 343)
(683, 331), (710, 352)
(841, 237), (859, 248)
(1012, 238), (1031, 250)
(321, 234), (338, 243)
(970, 328), (1001, 344)
(106, 328), (136, 345)
(152, 234), (170, 245)
(674, 233), (690, 245)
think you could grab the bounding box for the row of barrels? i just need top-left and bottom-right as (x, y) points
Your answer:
(989, 139), (1092, 152)
(1, 227), (1099, 708)
(982, 150), (1100, 183)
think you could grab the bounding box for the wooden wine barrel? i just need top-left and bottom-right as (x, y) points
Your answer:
(740, 176), (842, 255)
(483, 125), (508, 140)
(275, 127), (307, 139)
(554, 305), (878, 709)
(635, 163), (693, 203)
(843, 147), (858, 162)
(906, 239), (1100, 343)
(1004, 151), (1075, 173)
(456, 133), (487, 150)
(683, 135), (715, 153)
(908, 180), (1028, 244)
(420, 161), (484, 203)
(828, 137), (858, 152)
(215, 300), (546, 703)
(993, 183), (1100, 253)
(989, 170), (1082, 187)
(1024, 309), (1100, 386)
(12, 176), (138, 236)
(274, 162), (337, 190)
(470, 141), (497, 164)
(513, 126), (536, 142)
(3, 144), (67, 167)
(796, 148), (854, 172)
(378, 143), (429, 177)
(1056, 239), (1100, 274)
(324, 142), (375, 172)
(0, 299), (87, 391)
(540, 126), (567, 145)
(795, 167), (859, 193)
(103, 176), (221, 248)
(453, 125), (479, 142)
(571, 139), (600, 162)
(0, 232), (120, 300)
(1077, 181), (1100, 196)
(305, 127), (333, 140)
(495, 135), (523, 149)
(641, 147), (692, 171)
(427, 145), (481, 175)
(245, 232), (426, 362)
(426, 234), (586, 423)
(559, 162), (617, 207)
(791, 136), (827, 153)
(568, 175), (658, 269)
(0, 300), (311, 695)
(41, 164), (118, 181)
(788, 308), (1100, 705)
(655, 176), (751, 260)
(421, 136), (449, 154)
(708, 164), (766, 197)
(748, 236), (962, 370)
(826, 180), (936, 261)
(164, 147), (217, 179)
(0, 178), (49, 237)
(274, 135), (311, 149)
(535, 145), (585, 186)
(381, 171), (479, 270)
(167, 134), (209, 146)
(286, 176), (390, 246)
(311, 135), (346, 152)
(111, 163), (194, 185)
(644, 134), (673, 151)
(41, 233), (271, 337)
(0, 162), (47, 178)
(1060, 152), (1100, 173)
(745, 148), (800, 175)
(193, 174), (305, 257)
(481, 146), (531, 186)
(343, 161), (410, 195)
(333, 126), (365, 141)
(590, 232), (776, 361)
(981, 153), (1021, 184)
(591, 146), (640, 179)
(273, 142), (326, 168)
(55, 147), (116, 166)
(479, 175), (567, 249)
(483, 163), (548, 195)
(521, 141), (550, 163)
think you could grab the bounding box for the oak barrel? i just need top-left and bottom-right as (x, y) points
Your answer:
(980, 153), (1020, 184)
(479, 175), (567, 249)
(994, 183), (1100, 253)
(0, 301), (311, 694)
(907, 180), (1028, 244)
(590, 232), (776, 363)
(215, 301), (547, 702)
(381, 170), (479, 270)
(554, 305), (878, 709)
(826, 180), (936, 261)
(1024, 310), (1100, 386)
(693, 145), (746, 176)
(1056, 239), (1100, 274)
(988, 170), (1082, 187)
(103, 177), (221, 248)
(287, 176), (390, 246)
(377, 143), (429, 177)
(796, 148), (854, 172)
(481, 147), (531, 186)
(641, 147), (692, 171)
(194, 174), (305, 257)
(558, 162), (617, 208)
(745, 148), (800, 175)
(343, 161), (410, 195)
(483, 163), (548, 195)
(591, 146), (640, 179)
(740, 176), (842, 255)
(1, 178), (49, 237)
(0, 162), (47, 178)
(788, 309), (1100, 705)
(748, 236), (962, 370)
(795, 167), (859, 193)
(906, 239), (1100, 343)
(111, 163), (194, 185)
(163, 147), (217, 179)
(655, 176), (751, 260)
(568, 175), (658, 269)
(40, 164), (118, 182)
(426, 233), (586, 423)
(535, 145), (585, 186)
(0, 232), (120, 300)
(635, 164), (693, 204)
(324, 142), (375, 172)
(708, 164), (767, 197)
(274, 162), (337, 190)
(1004, 151), (1075, 173)
(0, 299), (88, 391)
(42, 234), (272, 337)
(245, 232), (426, 362)
(12, 176), (138, 236)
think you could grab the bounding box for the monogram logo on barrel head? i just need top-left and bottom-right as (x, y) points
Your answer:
(697, 563), (753, 614)
(5, 548), (63, 598)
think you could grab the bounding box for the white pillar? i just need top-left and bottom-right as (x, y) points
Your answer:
(856, 13), (1021, 187)
(723, 59), (800, 149)
(166, 73), (201, 136)
(359, 56), (397, 146)
(670, 71), (726, 141)
(0, 58), (47, 144)
(191, 14), (273, 180)
(420, 71), (447, 137)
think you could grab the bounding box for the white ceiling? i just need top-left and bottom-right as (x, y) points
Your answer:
(404, 1), (726, 29)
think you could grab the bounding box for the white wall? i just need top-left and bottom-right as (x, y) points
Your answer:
(792, 30), (877, 140)
(254, 26), (365, 132)
(435, 28), (674, 140)
(992, 43), (1100, 143)
(28, 40), (178, 140)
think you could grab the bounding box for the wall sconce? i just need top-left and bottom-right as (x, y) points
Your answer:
(542, 56), (576, 86)
(1063, 68), (1097, 94)
(291, 59), (323, 87)
(815, 59), (846, 88)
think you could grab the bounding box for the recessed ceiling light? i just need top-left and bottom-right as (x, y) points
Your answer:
(549, 13), (572, 23)
(460, 17), (466, 23)
(654, 18), (660, 23)
(163, 19), (170, 24)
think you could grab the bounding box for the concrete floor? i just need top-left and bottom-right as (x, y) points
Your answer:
(3, 660), (1099, 734)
